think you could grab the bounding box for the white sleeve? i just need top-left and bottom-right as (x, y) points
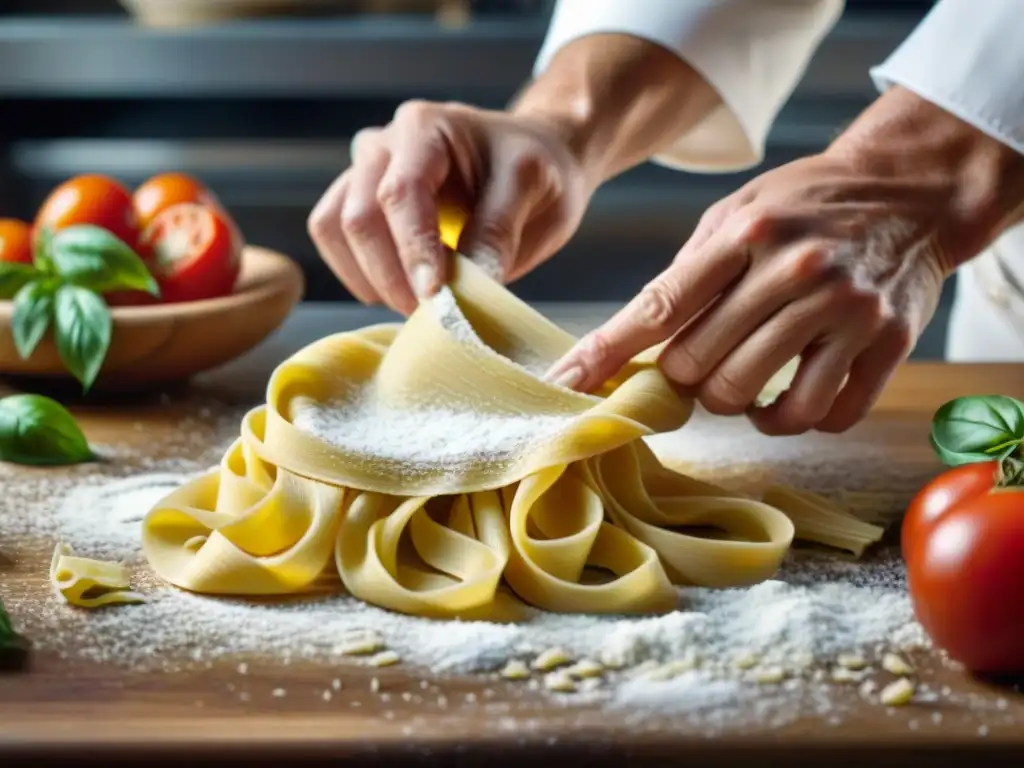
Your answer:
(533, 0), (845, 173)
(870, 0), (1024, 156)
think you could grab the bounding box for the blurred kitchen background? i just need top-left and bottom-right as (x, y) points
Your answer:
(0, 0), (949, 357)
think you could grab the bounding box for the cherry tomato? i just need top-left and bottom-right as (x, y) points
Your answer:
(133, 172), (219, 230)
(141, 203), (240, 303)
(133, 172), (244, 255)
(0, 219), (33, 265)
(903, 462), (1024, 673)
(34, 174), (141, 253)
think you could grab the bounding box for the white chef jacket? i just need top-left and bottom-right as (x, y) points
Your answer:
(534, 0), (1024, 361)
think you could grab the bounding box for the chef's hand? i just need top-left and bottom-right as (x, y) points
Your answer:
(545, 87), (1024, 435)
(307, 103), (593, 315)
(308, 34), (724, 315)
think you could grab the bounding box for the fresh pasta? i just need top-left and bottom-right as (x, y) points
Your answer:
(50, 543), (145, 608)
(140, 253), (880, 619)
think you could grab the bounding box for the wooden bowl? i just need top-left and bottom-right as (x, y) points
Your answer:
(0, 246), (304, 391)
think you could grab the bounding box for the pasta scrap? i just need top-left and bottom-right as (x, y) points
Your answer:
(49, 543), (145, 608)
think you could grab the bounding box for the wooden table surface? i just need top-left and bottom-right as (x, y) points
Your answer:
(1, 305), (1024, 767)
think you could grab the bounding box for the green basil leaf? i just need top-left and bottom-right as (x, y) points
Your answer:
(53, 284), (112, 391)
(50, 225), (159, 297)
(0, 393), (92, 466)
(33, 226), (55, 274)
(931, 395), (1024, 466)
(0, 598), (29, 654)
(11, 280), (55, 359)
(0, 262), (37, 300)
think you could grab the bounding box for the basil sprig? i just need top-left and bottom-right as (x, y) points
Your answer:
(0, 393), (93, 466)
(0, 225), (159, 391)
(930, 394), (1024, 467)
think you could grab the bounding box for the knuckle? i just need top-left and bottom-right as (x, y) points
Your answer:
(376, 174), (425, 211)
(350, 127), (383, 159)
(393, 99), (437, 125)
(736, 208), (778, 243)
(307, 209), (329, 241)
(887, 321), (915, 357)
(579, 330), (613, 369)
(340, 201), (379, 239)
(307, 202), (336, 243)
(507, 150), (545, 187)
(699, 200), (728, 227)
(784, 246), (832, 283)
(635, 279), (681, 332)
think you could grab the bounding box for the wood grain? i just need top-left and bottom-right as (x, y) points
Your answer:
(2, 362), (1024, 766)
(0, 246), (304, 391)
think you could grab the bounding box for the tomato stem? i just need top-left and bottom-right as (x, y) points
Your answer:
(997, 453), (1024, 487)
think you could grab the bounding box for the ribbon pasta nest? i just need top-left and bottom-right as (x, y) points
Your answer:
(139, 256), (882, 620)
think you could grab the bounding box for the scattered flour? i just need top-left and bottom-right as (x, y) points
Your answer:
(5, 472), (926, 693)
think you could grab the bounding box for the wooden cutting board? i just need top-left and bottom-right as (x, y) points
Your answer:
(2, 360), (1024, 766)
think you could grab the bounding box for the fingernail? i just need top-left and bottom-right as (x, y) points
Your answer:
(545, 363), (584, 390)
(410, 263), (437, 300)
(468, 246), (504, 282)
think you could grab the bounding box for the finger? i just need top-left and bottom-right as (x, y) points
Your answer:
(342, 132), (418, 315)
(377, 101), (453, 303)
(695, 290), (841, 416)
(458, 143), (549, 282)
(307, 169), (379, 305)
(816, 323), (913, 433)
(748, 334), (865, 436)
(662, 242), (831, 386)
(543, 229), (750, 392)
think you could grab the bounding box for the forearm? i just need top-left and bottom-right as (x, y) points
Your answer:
(828, 86), (1024, 273)
(511, 34), (721, 186)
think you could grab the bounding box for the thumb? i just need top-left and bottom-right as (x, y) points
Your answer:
(458, 150), (545, 282)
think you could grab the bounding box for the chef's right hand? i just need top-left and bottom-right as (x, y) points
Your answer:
(307, 100), (595, 315)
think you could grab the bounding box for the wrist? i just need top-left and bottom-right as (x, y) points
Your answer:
(511, 34), (721, 187)
(828, 86), (1024, 273)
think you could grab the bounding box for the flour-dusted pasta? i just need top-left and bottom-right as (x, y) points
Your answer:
(49, 543), (145, 608)
(139, 254), (879, 620)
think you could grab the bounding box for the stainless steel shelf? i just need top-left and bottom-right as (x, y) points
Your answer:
(0, 14), (920, 98)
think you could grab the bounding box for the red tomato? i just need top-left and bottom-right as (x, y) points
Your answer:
(141, 203), (240, 303)
(133, 172), (219, 230)
(902, 462), (997, 562)
(133, 172), (244, 256)
(34, 174), (141, 253)
(0, 219), (33, 265)
(903, 462), (1024, 673)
